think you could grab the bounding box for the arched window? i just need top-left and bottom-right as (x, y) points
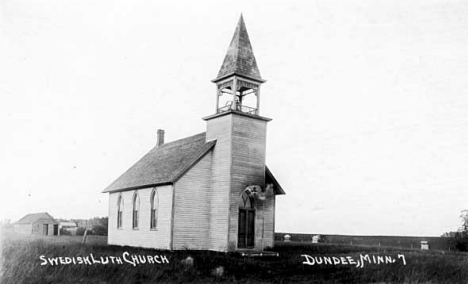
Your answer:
(239, 191), (255, 209)
(132, 191), (140, 229)
(238, 191), (255, 248)
(117, 194), (124, 229)
(150, 189), (159, 229)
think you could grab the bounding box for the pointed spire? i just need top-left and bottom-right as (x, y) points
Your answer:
(213, 15), (264, 83)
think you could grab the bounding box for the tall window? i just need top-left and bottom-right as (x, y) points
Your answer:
(150, 189), (159, 229)
(239, 191), (254, 209)
(238, 191), (255, 248)
(117, 194), (123, 228)
(132, 191), (140, 229)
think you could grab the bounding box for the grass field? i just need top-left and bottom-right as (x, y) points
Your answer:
(1, 231), (468, 283)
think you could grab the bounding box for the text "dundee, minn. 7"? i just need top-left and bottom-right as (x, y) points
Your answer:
(301, 254), (407, 268)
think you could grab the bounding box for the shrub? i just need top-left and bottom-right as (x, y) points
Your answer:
(453, 232), (468, 251)
(446, 210), (468, 252)
(59, 228), (71, 236)
(75, 227), (91, 236)
(92, 225), (107, 236)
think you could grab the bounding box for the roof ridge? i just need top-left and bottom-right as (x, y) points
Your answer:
(102, 132), (214, 193)
(16, 212), (57, 224)
(24, 212), (47, 216)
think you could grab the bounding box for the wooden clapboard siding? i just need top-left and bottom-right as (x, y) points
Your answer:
(206, 114), (233, 251)
(108, 185), (173, 249)
(172, 151), (212, 250)
(228, 114), (268, 250)
(32, 223), (42, 235)
(255, 194), (275, 249)
(206, 112), (274, 251)
(32, 222), (56, 235)
(269, 195), (277, 248)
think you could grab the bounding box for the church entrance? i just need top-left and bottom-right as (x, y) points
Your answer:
(238, 191), (255, 248)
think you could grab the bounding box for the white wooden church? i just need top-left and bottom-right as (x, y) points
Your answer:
(103, 16), (285, 252)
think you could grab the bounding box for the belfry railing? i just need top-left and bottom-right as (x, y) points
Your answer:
(217, 103), (258, 115)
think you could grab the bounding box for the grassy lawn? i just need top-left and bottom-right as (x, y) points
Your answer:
(1, 232), (467, 283)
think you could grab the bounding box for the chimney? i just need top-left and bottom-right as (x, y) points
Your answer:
(157, 129), (165, 147)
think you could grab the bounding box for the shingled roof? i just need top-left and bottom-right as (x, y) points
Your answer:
(214, 15), (264, 83)
(102, 132), (216, 193)
(16, 212), (57, 224)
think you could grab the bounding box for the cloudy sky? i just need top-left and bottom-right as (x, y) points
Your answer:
(1, 0), (468, 236)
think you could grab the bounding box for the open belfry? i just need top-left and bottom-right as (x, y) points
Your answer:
(103, 15), (285, 252)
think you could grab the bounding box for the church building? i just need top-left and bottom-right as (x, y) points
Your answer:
(102, 16), (285, 252)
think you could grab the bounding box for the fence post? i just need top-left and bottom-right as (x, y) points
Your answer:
(82, 229), (88, 244)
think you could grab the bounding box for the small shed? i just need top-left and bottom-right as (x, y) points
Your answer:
(14, 212), (59, 236)
(420, 241), (429, 250)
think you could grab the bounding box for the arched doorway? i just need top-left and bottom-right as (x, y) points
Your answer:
(238, 191), (255, 248)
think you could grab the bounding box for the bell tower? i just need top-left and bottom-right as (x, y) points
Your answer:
(212, 14), (266, 116)
(204, 15), (273, 251)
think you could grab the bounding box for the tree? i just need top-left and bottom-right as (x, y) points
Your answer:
(441, 231), (456, 238)
(92, 217), (108, 236)
(460, 210), (468, 232)
(451, 210), (468, 251)
(92, 225), (107, 236)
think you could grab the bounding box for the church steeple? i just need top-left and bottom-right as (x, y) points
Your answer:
(212, 15), (266, 116)
(214, 15), (264, 83)
(204, 16), (273, 251)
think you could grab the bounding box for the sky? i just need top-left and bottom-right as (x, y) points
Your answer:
(1, 0), (468, 236)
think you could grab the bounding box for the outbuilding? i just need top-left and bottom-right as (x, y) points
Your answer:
(59, 221), (78, 235)
(421, 241), (429, 250)
(14, 212), (59, 236)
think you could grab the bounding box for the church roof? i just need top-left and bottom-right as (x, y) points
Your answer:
(214, 15), (264, 83)
(102, 132), (217, 193)
(102, 131), (285, 195)
(266, 166), (286, 195)
(16, 212), (58, 224)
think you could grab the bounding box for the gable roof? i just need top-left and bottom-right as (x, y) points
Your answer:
(213, 15), (264, 83)
(16, 212), (58, 224)
(266, 166), (286, 195)
(102, 132), (216, 193)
